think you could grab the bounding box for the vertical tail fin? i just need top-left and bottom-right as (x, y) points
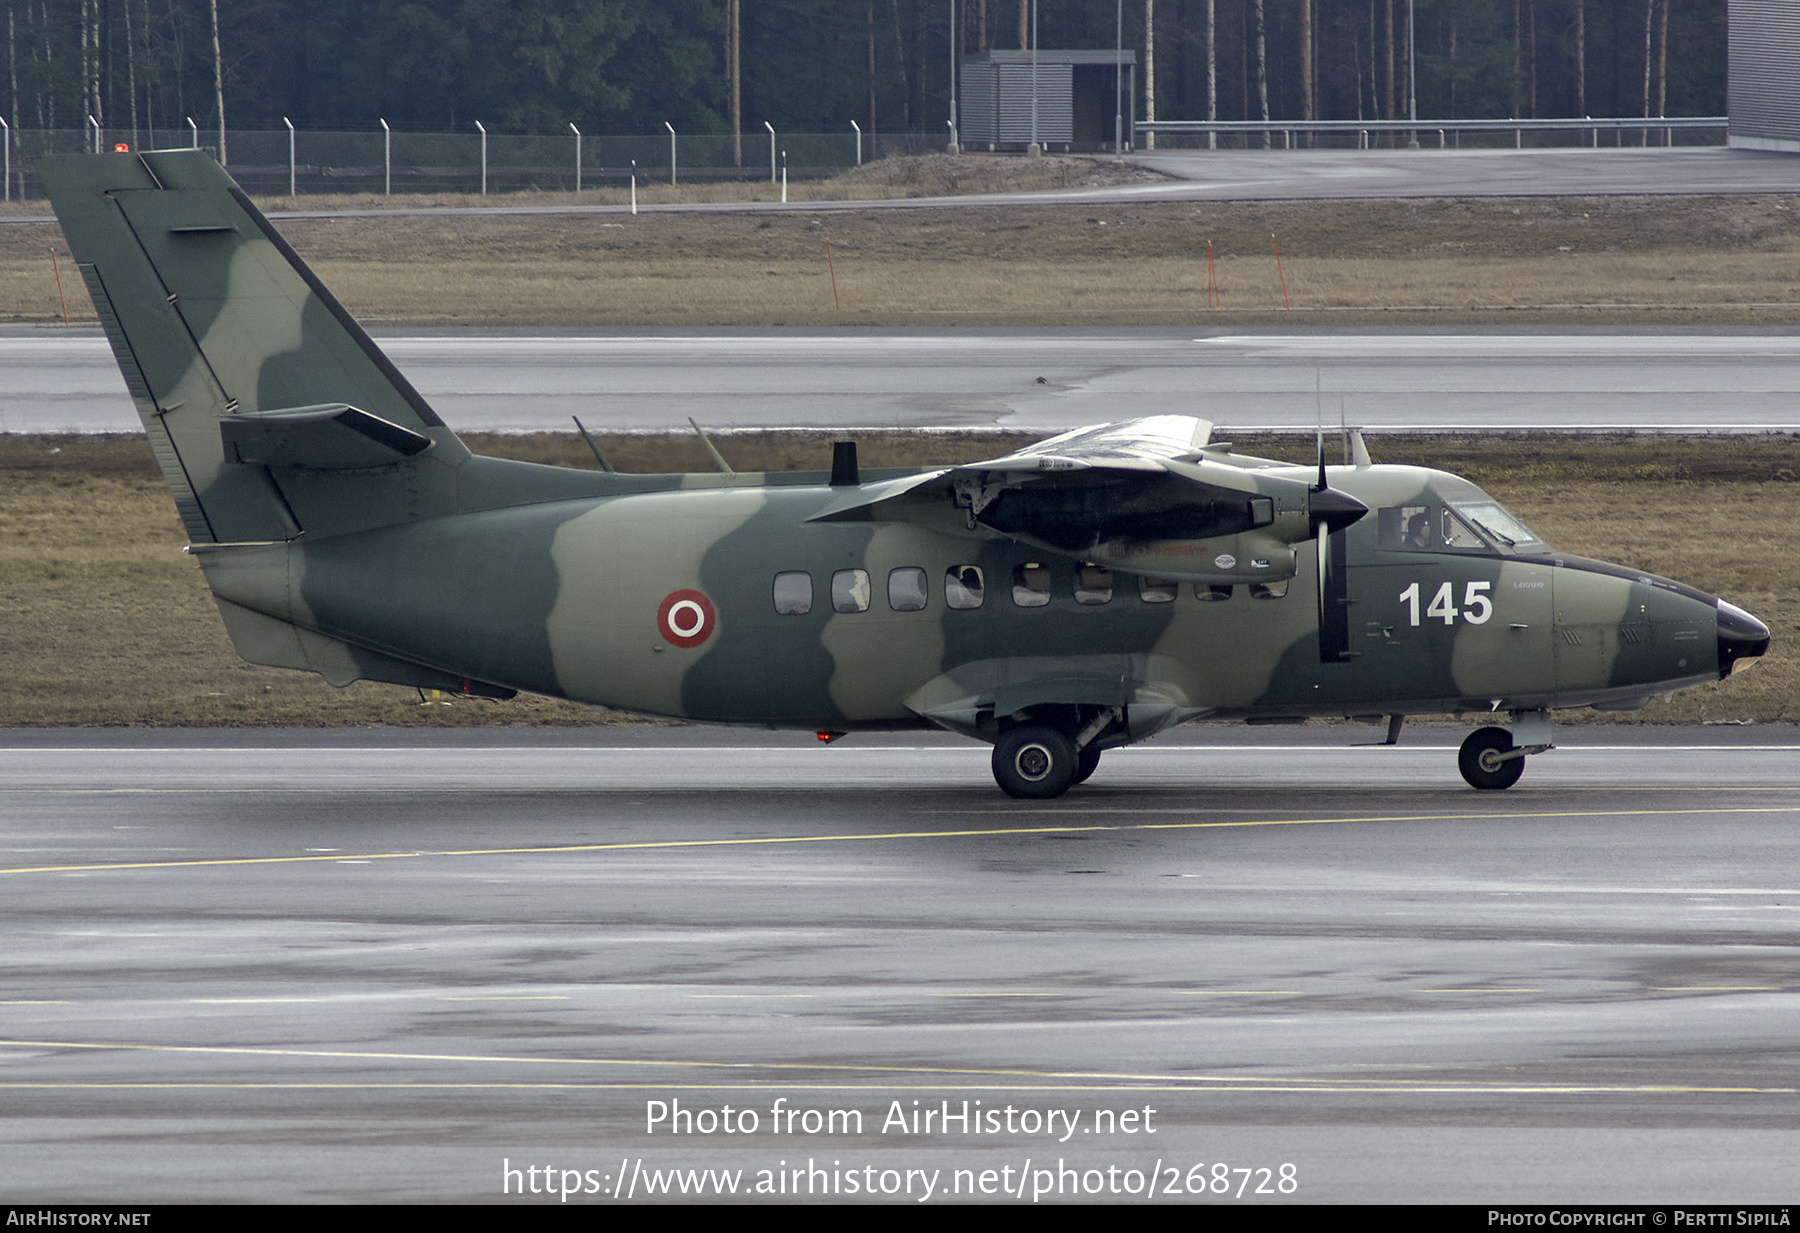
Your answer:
(39, 149), (468, 543)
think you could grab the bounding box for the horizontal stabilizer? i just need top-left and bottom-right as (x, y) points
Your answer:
(221, 404), (434, 470)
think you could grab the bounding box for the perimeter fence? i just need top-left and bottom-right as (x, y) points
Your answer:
(0, 125), (943, 200)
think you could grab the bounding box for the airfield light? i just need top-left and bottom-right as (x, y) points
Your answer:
(283, 117), (295, 197)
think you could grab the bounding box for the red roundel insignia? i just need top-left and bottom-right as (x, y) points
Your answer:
(657, 589), (716, 648)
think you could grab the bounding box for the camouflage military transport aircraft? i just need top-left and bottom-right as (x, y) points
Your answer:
(41, 150), (1770, 798)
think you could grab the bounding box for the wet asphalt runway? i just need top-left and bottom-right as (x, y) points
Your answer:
(6, 327), (1800, 436)
(2, 726), (1796, 1203)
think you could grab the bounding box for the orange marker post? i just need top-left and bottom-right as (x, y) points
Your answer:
(50, 248), (69, 325)
(1206, 240), (1220, 308)
(825, 232), (840, 311)
(1270, 231), (1290, 311)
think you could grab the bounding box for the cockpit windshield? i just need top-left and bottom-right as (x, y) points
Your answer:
(1454, 502), (1543, 550)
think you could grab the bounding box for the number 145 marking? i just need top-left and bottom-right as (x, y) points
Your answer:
(1399, 580), (1492, 626)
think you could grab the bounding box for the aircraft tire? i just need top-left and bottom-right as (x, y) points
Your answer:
(1458, 726), (1525, 790)
(993, 725), (1078, 799)
(1073, 747), (1102, 785)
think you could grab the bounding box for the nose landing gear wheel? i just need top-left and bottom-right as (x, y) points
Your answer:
(992, 724), (1078, 799)
(1459, 726), (1525, 790)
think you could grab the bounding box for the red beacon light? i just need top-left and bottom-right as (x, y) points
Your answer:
(113, 143), (131, 153)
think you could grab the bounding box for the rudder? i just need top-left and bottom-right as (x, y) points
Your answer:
(40, 149), (469, 543)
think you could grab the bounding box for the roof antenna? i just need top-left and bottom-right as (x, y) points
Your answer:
(688, 417), (734, 475)
(571, 416), (615, 472)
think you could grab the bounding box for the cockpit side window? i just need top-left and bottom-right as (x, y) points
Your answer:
(1441, 508), (1485, 550)
(1379, 505), (1433, 551)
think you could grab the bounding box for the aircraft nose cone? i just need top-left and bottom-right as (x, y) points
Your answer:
(1308, 486), (1368, 534)
(1717, 599), (1770, 678)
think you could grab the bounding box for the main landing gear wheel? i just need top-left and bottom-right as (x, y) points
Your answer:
(993, 724), (1078, 799)
(1459, 726), (1524, 791)
(1073, 747), (1102, 785)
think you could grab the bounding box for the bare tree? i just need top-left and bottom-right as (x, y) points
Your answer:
(1527, 0), (1537, 118)
(1384, 0), (1394, 122)
(125, 0), (139, 144)
(1253, 0), (1268, 146)
(7, 2), (15, 136)
(727, 0), (739, 165)
(1300, 0), (1313, 129)
(1511, 0), (1521, 118)
(1206, 0), (1215, 147)
(210, 0), (223, 163)
(1575, 0), (1585, 117)
(1144, 0), (1154, 150)
(889, 0), (909, 132)
(1655, 0), (1669, 140)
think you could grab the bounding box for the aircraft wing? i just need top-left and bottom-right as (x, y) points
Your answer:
(809, 416), (1362, 584)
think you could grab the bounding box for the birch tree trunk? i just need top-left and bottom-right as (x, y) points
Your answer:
(1300, 0), (1313, 137)
(1384, 0), (1395, 124)
(1144, 0), (1154, 150)
(211, 0), (224, 164)
(728, 0), (740, 166)
(1655, 0), (1668, 141)
(126, 0), (139, 144)
(1254, 0), (1269, 147)
(1575, 0), (1585, 117)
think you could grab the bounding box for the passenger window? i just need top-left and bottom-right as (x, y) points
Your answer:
(831, 569), (871, 613)
(945, 565), (984, 610)
(888, 567), (928, 612)
(1379, 505), (1433, 550)
(1194, 583), (1232, 602)
(1074, 563), (1112, 605)
(1139, 576), (1178, 604)
(772, 571), (813, 615)
(1250, 580), (1289, 599)
(1012, 563), (1051, 608)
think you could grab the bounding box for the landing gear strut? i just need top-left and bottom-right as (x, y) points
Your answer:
(1457, 709), (1555, 790)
